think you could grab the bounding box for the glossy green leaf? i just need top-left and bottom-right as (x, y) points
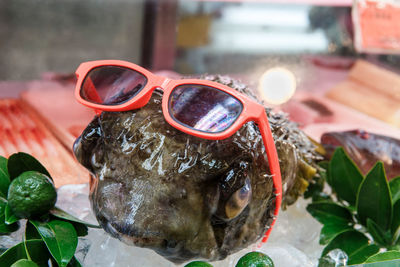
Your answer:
(0, 156), (10, 197)
(46, 215), (89, 237)
(30, 219), (78, 267)
(26, 240), (52, 267)
(11, 259), (39, 267)
(5, 203), (19, 225)
(347, 244), (380, 265)
(0, 242), (29, 266)
(25, 221), (41, 240)
(49, 215), (89, 237)
(321, 230), (369, 258)
(319, 223), (352, 245)
(367, 218), (390, 246)
(50, 207), (100, 228)
(0, 239), (50, 267)
(357, 162), (392, 230)
(72, 222), (88, 237)
(391, 200), (400, 244)
(0, 197), (7, 212)
(0, 219), (18, 234)
(390, 176), (400, 205)
(7, 153), (51, 181)
(0, 199), (19, 234)
(365, 251), (400, 263)
(328, 147), (364, 206)
(306, 202), (353, 226)
(312, 193), (333, 203)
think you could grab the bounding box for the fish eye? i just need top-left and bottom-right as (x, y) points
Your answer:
(224, 178), (252, 219)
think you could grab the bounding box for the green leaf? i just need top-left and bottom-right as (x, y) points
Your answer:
(0, 239), (50, 267)
(5, 203), (19, 225)
(25, 239), (52, 267)
(71, 222), (88, 237)
(347, 244), (380, 265)
(7, 153), (51, 181)
(328, 147), (364, 206)
(0, 156), (10, 197)
(319, 223), (353, 245)
(391, 200), (400, 244)
(0, 199), (19, 234)
(25, 221), (41, 240)
(30, 220), (78, 267)
(0, 242), (29, 266)
(357, 162), (392, 230)
(306, 202), (353, 225)
(312, 193), (333, 203)
(321, 230), (370, 258)
(11, 259), (39, 267)
(365, 250), (400, 263)
(390, 176), (400, 204)
(50, 207), (100, 228)
(49, 215), (89, 237)
(0, 219), (18, 234)
(367, 218), (390, 246)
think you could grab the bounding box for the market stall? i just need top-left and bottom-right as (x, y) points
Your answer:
(0, 1), (399, 266)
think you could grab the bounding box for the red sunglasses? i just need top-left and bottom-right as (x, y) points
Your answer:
(74, 60), (282, 242)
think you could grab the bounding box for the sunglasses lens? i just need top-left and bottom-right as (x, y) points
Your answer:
(169, 85), (243, 133)
(80, 66), (147, 105)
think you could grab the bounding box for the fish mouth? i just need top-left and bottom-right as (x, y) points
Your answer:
(101, 220), (166, 247)
(101, 220), (200, 263)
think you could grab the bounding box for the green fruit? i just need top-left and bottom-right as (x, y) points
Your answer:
(236, 252), (274, 267)
(184, 261), (214, 267)
(7, 171), (57, 219)
(11, 259), (39, 267)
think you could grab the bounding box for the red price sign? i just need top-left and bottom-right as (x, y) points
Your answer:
(353, 0), (400, 53)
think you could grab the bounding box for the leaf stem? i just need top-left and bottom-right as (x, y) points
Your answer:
(23, 227), (32, 261)
(392, 226), (400, 246)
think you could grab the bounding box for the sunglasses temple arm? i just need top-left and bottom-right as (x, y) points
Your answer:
(257, 111), (282, 243)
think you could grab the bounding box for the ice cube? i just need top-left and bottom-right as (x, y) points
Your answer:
(267, 198), (324, 264)
(83, 229), (176, 267)
(259, 244), (314, 267)
(56, 183), (96, 223)
(319, 249), (348, 267)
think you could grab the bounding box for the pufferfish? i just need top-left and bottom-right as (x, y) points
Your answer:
(73, 75), (320, 263)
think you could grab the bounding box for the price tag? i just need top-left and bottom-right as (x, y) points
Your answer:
(353, 0), (400, 54)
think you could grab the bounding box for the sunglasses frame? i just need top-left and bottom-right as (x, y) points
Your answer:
(74, 60), (282, 242)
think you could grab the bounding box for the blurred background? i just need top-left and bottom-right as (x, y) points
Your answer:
(1, 0), (399, 81)
(0, 0), (399, 148)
